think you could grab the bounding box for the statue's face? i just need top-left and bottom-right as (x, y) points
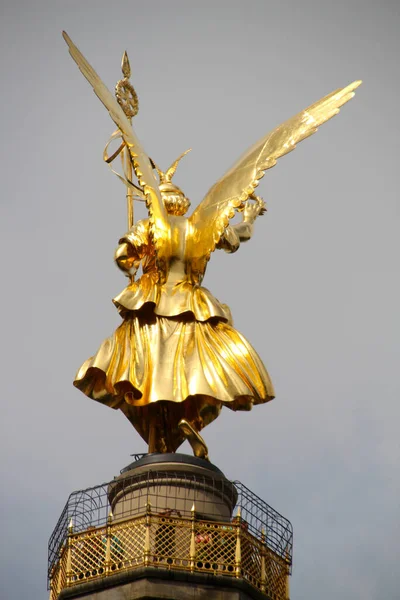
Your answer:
(162, 193), (190, 216)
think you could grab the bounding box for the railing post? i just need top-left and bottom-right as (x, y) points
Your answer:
(66, 519), (74, 586)
(144, 500), (151, 566)
(105, 511), (113, 575)
(49, 562), (58, 600)
(285, 551), (290, 600)
(56, 549), (63, 596)
(50, 560), (60, 600)
(260, 527), (267, 593)
(190, 503), (196, 572)
(234, 508), (242, 578)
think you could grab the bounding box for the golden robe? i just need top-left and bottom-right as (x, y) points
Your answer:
(74, 218), (274, 452)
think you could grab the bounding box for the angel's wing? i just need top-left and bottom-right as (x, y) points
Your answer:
(62, 32), (169, 257)
(189, 80), (361, 263)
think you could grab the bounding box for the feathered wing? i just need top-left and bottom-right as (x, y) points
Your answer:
(62, 31), (169, 259)
(189, 80), (362, 263)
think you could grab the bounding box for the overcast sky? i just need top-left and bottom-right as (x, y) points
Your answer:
(0, 1), (399, 599)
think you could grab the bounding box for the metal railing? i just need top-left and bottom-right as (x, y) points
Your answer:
(48, 467), (293, 599)
(49, 508), (290, 600)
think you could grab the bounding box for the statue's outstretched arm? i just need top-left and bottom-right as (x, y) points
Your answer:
(63, 32), (170, 262)
(234, 196), (266, 241)
(217, 197), (265, 253)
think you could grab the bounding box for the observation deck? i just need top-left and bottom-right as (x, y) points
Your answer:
(48, 454), (292, 600)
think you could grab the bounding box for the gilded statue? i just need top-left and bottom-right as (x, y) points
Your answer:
(63, 32), (361, 460)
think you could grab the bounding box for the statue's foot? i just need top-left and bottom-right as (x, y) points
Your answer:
(178, 419), (209, 461)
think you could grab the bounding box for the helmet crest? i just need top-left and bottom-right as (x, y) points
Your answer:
(154, 149), (191, 184)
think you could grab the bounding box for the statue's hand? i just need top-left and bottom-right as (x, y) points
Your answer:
(243, 196), (266, 223)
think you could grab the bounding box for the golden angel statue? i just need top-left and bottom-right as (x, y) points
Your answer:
(63, 32), (361, 460)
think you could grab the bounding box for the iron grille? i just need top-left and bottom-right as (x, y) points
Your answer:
(48, 467), (292, 588)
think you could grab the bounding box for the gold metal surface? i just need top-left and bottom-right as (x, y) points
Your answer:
(49, 512), (288, 600)
(115, 50), (138, 248)
(63, 32), (361, 457)
(178, 418), (209, 460)
(115, 52), (138, 119)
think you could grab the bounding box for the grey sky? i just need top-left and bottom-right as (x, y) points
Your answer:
(0, 1), (399, 599)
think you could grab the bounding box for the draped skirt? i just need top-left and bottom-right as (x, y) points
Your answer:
(74, 307), (274, 451)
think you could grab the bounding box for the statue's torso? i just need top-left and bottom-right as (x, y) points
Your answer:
(164, 216), (192, 285)
(113, 217), (231, 322)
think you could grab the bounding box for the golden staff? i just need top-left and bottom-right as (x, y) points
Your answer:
(115, 51), (139, 231)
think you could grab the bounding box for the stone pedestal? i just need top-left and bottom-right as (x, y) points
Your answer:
(59, 568), (268, 600)
(108, 453), (237, 522)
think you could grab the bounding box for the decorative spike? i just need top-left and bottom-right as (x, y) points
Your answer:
(236, 506), (241, 518)
(108, 510), (113, 523)
(191, 503), (196, 513)
(121, 51), (131, 79)
(68, 518), (74, 533)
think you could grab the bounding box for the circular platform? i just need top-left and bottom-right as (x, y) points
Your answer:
(109, 453), (237, 522)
